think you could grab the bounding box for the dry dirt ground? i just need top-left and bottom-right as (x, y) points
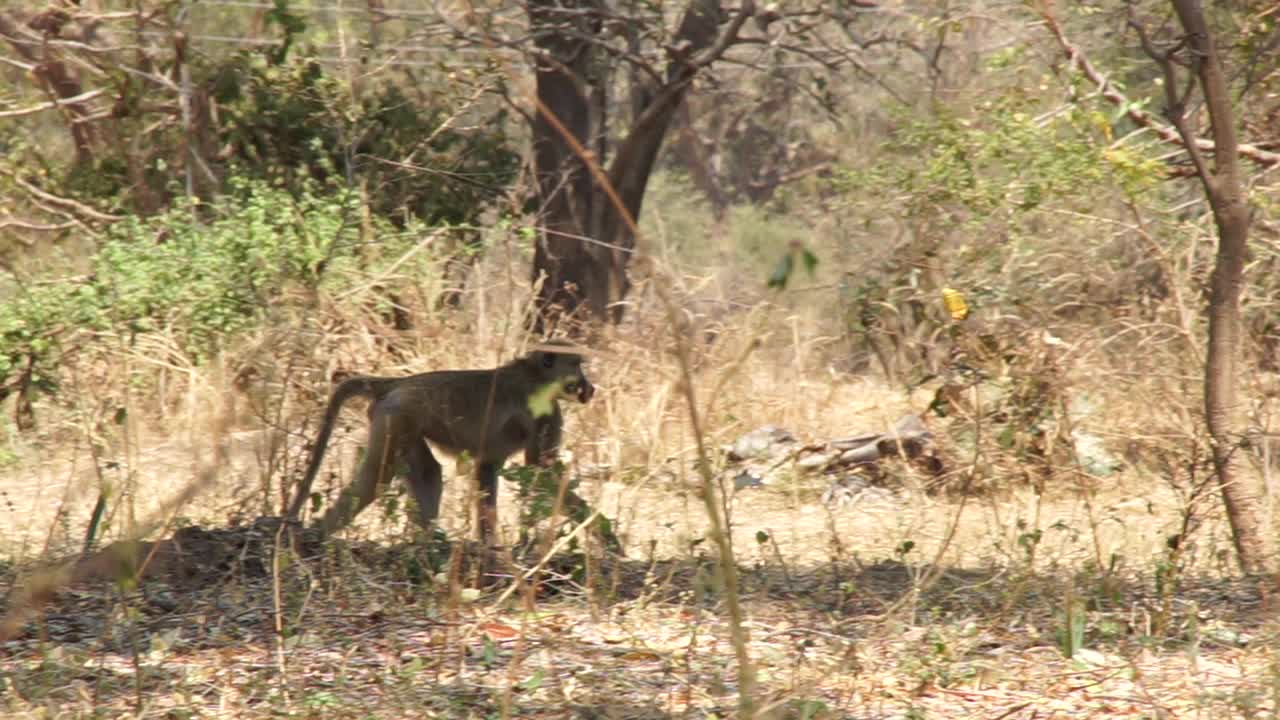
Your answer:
(1, 386), (1277, 718)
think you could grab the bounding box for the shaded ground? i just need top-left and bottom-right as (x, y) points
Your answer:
(2, 518), (1275, 719)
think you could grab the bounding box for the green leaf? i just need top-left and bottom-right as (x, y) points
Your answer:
(801, 249), (819, 276)
(481, 635), (498, 668)
(518, 669), (545, 691)
(767, 251), (795, 290)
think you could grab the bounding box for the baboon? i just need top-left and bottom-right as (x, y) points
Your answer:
(286, 343), (594, 545)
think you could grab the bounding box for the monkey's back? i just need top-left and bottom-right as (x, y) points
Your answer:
(393, 368), (538, 461)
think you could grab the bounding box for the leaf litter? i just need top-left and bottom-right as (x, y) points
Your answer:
(1, 516), (1275, 719)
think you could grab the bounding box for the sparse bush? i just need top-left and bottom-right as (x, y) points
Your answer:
(832, 98), (1170, 382)
(96, 182), (352, 354)
(0, 179), (425, 404)
(209, 53), (520, 228)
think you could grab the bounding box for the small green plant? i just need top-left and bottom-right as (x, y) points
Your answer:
(303, 691), (340, 711)
(895, 539), (916, 560)
(1016, 521), (1043, 564)
(766, 241), (819, 290)
(505, 461), (621, 561)
(507, 461), (569, 542)
(780, 698), (832, 719)
(1055, 593), (1087, 659)
(480, 634), (499, 670)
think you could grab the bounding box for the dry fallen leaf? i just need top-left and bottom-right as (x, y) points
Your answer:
(480, 622), (520, 641)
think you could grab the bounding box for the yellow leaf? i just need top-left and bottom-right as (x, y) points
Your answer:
(941, 287), (970, 321)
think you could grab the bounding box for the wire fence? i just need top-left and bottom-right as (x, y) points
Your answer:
(192, 0), (442, 18)
(177, 0), (479, 69)
(139, 6), (826, 73)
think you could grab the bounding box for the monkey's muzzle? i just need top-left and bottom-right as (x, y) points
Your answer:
(566, 378), (594, 403)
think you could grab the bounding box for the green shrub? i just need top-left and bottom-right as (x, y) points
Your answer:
(96, 180), (356, 353)
(0, 180), (413, 394)
(209, 53), (519, 228)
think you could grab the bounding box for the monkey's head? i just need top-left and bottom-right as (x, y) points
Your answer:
(525, 342), (595, 405)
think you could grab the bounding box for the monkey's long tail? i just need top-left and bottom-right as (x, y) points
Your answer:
(284, 376), (395, 523)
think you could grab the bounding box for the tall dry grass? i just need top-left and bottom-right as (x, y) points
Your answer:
(1, 171), (1277, 719)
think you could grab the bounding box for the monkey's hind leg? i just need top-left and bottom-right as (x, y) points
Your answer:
(315, 414), (399, 536)
(404, 438), (444, 533)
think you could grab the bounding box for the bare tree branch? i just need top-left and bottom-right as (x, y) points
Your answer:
(1127, 7), (1215, 185)
(4, 171), (123, 222)
(686, 0), (752, 69)
(0, 89), (106, 119)
(1035, 4), (1280, 169)
(0, 218), (80, 232)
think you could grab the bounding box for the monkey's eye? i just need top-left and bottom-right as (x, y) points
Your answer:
(542, 354), (555, 368)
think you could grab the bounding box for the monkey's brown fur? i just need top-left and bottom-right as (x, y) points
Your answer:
(286, 344), (594, 545)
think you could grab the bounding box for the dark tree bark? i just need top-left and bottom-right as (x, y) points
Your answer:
(1159, 0), (1276, 575)
(528, 0), (609, 328)
(527, 0), (750, 331)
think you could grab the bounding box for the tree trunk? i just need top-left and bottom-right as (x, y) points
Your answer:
(528, 0), (608, 330)
(1169, 0), (1276, 575)
(527, 0), (735, 331)
(0, 12), (97, 164)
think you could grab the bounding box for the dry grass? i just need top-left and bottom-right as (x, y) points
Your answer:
(2, 245), (1278, 718)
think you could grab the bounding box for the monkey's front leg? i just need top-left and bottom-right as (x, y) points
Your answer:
(524, 410), (578, 532)
(475, 461), (502, 548)
(525, 410), (563, 467)
(470, 460), (505, 585)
